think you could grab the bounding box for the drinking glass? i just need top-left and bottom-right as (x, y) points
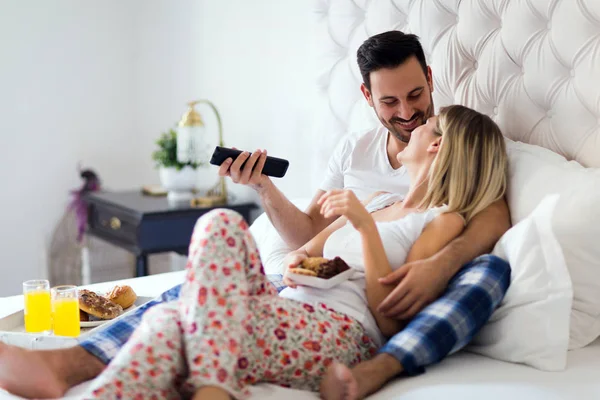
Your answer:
(51, 285), (80, 337)
(23, 280), (52, 333)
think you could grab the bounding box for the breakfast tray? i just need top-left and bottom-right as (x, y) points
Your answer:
(0, 296), (153, 350)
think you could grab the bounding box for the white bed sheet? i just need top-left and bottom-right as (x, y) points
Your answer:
(1, 271), (598, 400)
(27, 337), (600, 400)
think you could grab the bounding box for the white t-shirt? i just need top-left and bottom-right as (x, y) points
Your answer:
(279, 193), (448, 346)
(257, 126), (410, 277)
(319, 126), (411, 200)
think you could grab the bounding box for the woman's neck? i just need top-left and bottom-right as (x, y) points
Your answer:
(401, 163), (430, 209)
(386, 132), (407, 170)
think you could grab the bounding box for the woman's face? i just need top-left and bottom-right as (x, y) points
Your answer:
(397, 116), (440, 164)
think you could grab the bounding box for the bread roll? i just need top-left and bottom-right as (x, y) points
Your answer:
(106, 285), (137, 309)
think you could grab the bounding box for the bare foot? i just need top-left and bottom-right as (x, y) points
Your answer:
(321, 354), (404, 400)
(0, 342), (67, 398)
(320, 362), (359, 400)
(193, 386), (232, 400)
(0, 343), (104, 399)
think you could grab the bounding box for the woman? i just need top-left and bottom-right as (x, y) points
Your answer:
(85, 105), (508, 400)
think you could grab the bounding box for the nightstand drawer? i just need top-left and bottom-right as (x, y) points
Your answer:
(84, 190), (259, 277)
(89, 205), (139, 245)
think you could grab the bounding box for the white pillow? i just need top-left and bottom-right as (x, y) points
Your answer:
(468, 195), (572, 371)
(505, 139), (600, 349)
(249, 198), (311, 275)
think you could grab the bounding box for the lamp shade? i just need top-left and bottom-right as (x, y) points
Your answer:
(173, 99), (228, 205)
(177, 101), (208, 164)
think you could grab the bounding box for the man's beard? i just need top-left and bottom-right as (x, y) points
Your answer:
(378, 94), (435, 143)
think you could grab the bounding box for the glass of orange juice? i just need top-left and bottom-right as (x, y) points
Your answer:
(23, 280), (52, 334)
(51, 285), (80, 337)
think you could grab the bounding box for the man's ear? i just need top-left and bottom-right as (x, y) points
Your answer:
(426, 66), (434, 93)
(427, 136), (442, 154)
(360, 83), (374, 107)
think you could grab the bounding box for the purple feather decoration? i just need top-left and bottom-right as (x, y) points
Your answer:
(68, 168), (101, 243)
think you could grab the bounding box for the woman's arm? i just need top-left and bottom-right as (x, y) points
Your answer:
(283, 190), (384, 288)
(361, 212), (465, 338)
(284, 191), (384, 287)
(404, 213), (465, 263)
(293, 215), (348, 258)
(377, 199), (509, 320)
(298, 191), (384, 256)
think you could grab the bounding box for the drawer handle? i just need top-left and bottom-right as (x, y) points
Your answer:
(110, 217), (121, 230)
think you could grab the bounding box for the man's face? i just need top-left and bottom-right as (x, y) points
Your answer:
(361, 56), (434, 143)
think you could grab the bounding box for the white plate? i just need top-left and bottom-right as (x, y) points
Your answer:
(80, 296), (153, 328)
(285, 268), (356, 289)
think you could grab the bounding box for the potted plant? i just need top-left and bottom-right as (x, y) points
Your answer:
(152, 129), (201, 202)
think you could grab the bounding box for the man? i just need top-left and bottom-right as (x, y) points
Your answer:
(0, 31), (510, 399)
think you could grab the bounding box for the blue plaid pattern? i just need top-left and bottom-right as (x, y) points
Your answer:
(81, 258), (509, 371)
(379, 255), (511, 375)
(79, 274), (287, 365)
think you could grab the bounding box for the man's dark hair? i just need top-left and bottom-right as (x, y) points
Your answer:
(357, 31), (428, 91)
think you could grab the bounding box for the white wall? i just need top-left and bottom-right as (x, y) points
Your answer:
(191, 0), (319, 200)
(132, 0), (205, 186)
(0, 1), (142, 295)
(0, 0), (319, 296)
(134, 0), (319, 199)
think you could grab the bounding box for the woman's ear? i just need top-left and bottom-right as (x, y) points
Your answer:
(427, 136), (442, 154)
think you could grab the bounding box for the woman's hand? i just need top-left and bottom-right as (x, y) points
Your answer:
(282, 252), (307, 288)
(318, 190), (375, 233)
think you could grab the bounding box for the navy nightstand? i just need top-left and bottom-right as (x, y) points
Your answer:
(85, 190), (258, 277)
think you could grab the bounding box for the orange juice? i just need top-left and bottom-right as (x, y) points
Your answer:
(52, 298), (80, 337)
(24, 290), (52, 333)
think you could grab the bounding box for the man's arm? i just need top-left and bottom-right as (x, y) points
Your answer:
(377, 198), (511, 319)
(218, 149), (338, 249)
(257, 182), (337, 249)
(433, 198), (511, 279)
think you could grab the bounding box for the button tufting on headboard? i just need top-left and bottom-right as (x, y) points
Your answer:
(313, 0), (600, 187)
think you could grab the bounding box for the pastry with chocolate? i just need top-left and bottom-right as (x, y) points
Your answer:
(289, 256), (350, 279)
(79, 289), (123, 320)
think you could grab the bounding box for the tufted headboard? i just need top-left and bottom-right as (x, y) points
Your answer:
(312, 0), (600, 186)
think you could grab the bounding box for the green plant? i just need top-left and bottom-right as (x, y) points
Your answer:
(151, 128), (201, 170)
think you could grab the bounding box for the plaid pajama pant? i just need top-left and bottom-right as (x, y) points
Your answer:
(80, 254), (510, 377)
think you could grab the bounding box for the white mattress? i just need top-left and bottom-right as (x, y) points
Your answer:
(2, 271), (598, 400)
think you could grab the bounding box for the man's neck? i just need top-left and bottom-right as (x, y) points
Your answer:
(386, 132), (407, 170)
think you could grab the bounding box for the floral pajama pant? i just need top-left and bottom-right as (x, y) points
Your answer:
(85, 209), (377, 399)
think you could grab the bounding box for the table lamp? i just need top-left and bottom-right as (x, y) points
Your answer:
(177, 100), (228, 206)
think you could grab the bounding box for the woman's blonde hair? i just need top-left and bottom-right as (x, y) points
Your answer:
(420, 105), (508, 223)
